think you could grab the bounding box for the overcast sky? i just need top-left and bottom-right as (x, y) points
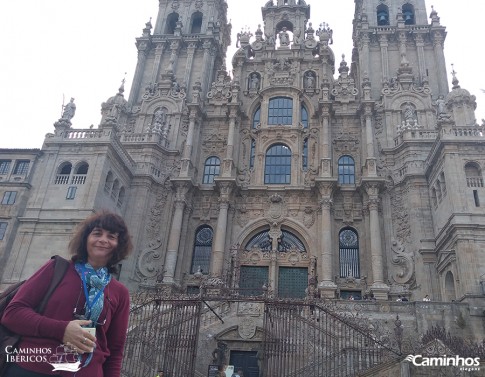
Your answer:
(0, 0), (483, 149)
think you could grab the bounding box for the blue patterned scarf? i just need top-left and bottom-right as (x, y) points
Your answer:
(74, 262), (111, 325)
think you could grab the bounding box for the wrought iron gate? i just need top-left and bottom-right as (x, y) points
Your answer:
(122, 292), (402, 377)
(122, 296), (202, 377)
(262, 302), (401, 377)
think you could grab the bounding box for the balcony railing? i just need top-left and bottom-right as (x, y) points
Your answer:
(466, 176), (484, 188)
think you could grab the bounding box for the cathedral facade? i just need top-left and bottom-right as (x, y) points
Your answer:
(1, 0), (485, 375)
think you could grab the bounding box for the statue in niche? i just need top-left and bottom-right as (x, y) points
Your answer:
(249, 73), (260, 90)
(403, 102), (417, 124)
(279, 27), (290, 46)
(304, 71), (315, 89)
(154, 108), (166, 127)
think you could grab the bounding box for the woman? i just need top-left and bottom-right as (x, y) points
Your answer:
(1, 211), (133, 377)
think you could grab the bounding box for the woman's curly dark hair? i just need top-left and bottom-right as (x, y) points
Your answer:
(69, 211), (133, 272)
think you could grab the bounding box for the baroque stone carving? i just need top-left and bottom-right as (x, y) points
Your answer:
(390, 186), (410, 244)
(390, 238), (415, 286)
(303, 207), (315, 228)
(238, 317), (257, 339)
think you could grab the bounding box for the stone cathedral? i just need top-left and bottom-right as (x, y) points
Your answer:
(1, 0), (485, 375)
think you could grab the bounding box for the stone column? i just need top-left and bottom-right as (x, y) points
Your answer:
(222, 107), (238, 177)
(365, 184), (389, 299)
(180, 110), (197, 177)
(379, 34), (389, 81)
(431, 31), (449, 94)
(184, 42), (197, 90)
(364, 105), (377, 176)
(163, 183), (189, 283)
(210, 183), (233, 276)
(150, 43), (164, 84)
(128, 46), (149, 105)
(317, 182), (337, 298)
(320, 106), (331, 178)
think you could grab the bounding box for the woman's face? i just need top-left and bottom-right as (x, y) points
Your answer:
(86, 227), (119, 268)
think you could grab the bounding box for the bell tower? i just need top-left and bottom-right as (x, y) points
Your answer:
(261, 0), (310, 46)
(128, 0), (231, 107)
(352, 0), (448, 101)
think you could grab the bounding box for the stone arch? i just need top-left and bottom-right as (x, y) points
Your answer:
(165, 12), (179, 34)
(57, 161), (72, 175)
(74, 161), (89, 175)
(402, 3), (415, 25)
(236, 217), (313, 254)
(444, 270), (456, 301)
(377, 4), (390, 26)
(190, 11), (203, 34)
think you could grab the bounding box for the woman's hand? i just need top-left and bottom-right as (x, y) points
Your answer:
(62, 319), (96, 354)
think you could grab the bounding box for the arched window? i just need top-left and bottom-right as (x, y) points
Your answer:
(444, 271), (456, 301)
(104, 171), (114, 193)
(301, 103), (308, 128)
(55, 162), (72, 184)
(338, 155), (355, 184)
(72, 162), (88, 185)
(465, 162), (483, 187)
(59, 163), (72, 175)
(377, 5), (390, 26)
(253, 106), (261, 129)
(75, 163), (89, 175)
(339, 228), (360, 278)
(165, 13), (179, 34)
(250, 139), (256, 169)
(245, 228), (306, 252)
(117, 187), (125, 207)
(402, 3), (415, 25)
(268, 97), (293, 125)
(302, 139), (308, 170)
(190, 226), (213, 274)
(111, 179), (120, 200)
(203, 156), (220, 184)
(431, 187), (438, 207)
(264, 144), (291, 184)
(190, 12), (203, 34)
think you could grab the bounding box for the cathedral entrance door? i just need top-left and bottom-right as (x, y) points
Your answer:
(229, 350), (259, 377)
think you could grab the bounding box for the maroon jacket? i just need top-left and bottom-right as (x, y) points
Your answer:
(1, 259), (130, 377)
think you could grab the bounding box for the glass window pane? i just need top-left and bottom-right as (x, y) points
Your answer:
(339, 228), (360, 278)
(239, 266), (268, 296)
(264, 144), (291, 184)
(268, 97), (293, 125)
(203, 157), (221, 184)
(278, 267), (307, 298)
(190, 226), (213, 274)
(338, 155), (355, 185)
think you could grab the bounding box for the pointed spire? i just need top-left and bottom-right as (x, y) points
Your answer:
(429, 5), (440, 25)
(118, 74), (126, 95)
(451, 64), (460, 89)
(338, 54), (350, 75)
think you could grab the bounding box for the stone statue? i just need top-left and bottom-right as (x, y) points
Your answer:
(249, 73), (260, 90)
(304, 72), (315, 89)
(436, 95), (446, 115)
(403, 102), (416, 123)
(279, 27), (290, 46)
(211, 341), (227, 365)
(62, 98), (76, 120)
(154, 108), (166, 127)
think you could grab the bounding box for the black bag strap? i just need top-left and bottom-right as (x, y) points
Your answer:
(37, 255), (70, 314)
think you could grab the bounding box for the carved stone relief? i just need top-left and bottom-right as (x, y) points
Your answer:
(390, 238), (415, 286)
